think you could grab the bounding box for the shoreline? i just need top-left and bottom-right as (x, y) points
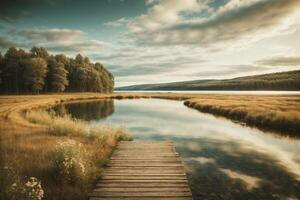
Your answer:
(0, 92), (299, 199)
(1, 92), (299, 135)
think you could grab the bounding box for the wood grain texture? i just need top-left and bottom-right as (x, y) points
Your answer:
(89, 141), (193, 200)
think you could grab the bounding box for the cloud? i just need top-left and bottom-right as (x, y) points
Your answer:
(15, 28), (84, 42)
(145, 0), (159, 6)
(256, 56), (300, 66)
(129, 0), (204, 33)
(91, 51), (136, 60)
(2, 27), (104, 53)
(42, 40), (105, 53)
(107, 63), (167, 77)
(130, 0), (300, 46)
(104, 17), (131, 27)
(0, 36), (17, 48)
(0, 0), (63, 22)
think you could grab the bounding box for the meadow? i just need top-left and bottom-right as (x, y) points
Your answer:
(0, 93), (131, 200)
(184, 95), (300, 136)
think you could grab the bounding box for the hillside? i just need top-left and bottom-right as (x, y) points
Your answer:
(117, 70), (300, 91)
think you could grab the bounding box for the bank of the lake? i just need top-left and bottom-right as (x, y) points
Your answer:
(0, 93), (128, 200)
(0, 92), (299, 200)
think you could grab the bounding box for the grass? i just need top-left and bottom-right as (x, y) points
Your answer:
(26, 109), (132, 140)
(0, 93), (132, 200)
(26, 110), (88, 137)
(184, 95), (300, 136)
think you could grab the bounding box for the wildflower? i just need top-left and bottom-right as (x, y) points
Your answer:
(53, 139), (89, 184)
(24, 177), (44, 200)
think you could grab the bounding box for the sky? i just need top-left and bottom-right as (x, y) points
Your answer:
(1, 0), (300, 86)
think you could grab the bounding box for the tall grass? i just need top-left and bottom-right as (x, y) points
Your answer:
(26, 109), (54, 125)
(89, 125), (132, 144)
(25, 109), (132, 140)
(184, 95), (300, 136)
(20, 109), (132, 199)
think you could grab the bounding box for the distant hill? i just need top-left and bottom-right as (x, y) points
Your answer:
(117, 70), (300, 91)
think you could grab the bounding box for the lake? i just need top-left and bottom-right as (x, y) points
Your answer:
(53, 98), (300, 200)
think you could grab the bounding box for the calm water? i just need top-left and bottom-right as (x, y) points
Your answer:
(54, 99), (300, 200)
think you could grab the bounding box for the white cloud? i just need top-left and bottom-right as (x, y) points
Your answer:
(16, 28), (84, 42)
(129, 0), (204, 33)
(45, 40), (105, 53)
(6, 28), (106, 54)
(130, 0), (300, 46)
(145, 0), (159, 6)
(104, 17), (131, 27)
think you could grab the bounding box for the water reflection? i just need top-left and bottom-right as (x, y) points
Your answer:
(55, 99), (300, 200)
(176, 137), (300, 199)
(53, 100), (114, 121)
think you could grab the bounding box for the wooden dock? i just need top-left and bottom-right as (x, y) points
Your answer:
(89, 141), (193, 200)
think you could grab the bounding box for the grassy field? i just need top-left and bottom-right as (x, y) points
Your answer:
(0, 92), (299, 200)
(184, 95), (300, 136)
(0, 93), (132, 200)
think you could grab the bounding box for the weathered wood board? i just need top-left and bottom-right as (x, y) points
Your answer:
(89, 141), (193, 200)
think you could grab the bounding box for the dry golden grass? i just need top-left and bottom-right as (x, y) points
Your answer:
(0, 93), (131, 200)
(184, 95), (300, 135)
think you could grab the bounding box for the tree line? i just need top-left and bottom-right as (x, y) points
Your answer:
(0, 47), (114, 94)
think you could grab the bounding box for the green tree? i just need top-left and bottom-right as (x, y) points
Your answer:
(23, 58), (48, 93)
(0, 46), (115, 93)
(30, 46), (49, 58)
(86, 68), (102, 92)
(2, 47), (30, 93)
(0, 52), (3, 85)
(72, 67), (88, 92)
(47, 58), (69, 92)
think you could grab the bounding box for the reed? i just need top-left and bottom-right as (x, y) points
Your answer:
(184, 95), (300, 136)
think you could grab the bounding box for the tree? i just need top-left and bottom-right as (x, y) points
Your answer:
(0, 52), (3, 85)
(75, 54), (84, 64)
(0, 46), (115, 94)
(2, 47), (30, 93)
(87, 68), (102, 92)
(72, 67), (88, 92)
(47, 58), (69, 92)
(30, 47), (49, 58)
(23, 58), (48, 93)
(94, 62), (114, 93)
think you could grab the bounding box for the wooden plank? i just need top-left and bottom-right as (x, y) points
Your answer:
(89, 141), (193, 200)
(103, 174), (185, 177)
(103, 171), (185, 175)
(102, 174), (186, 179)
(107, 164), (184, 167)
(112, 153), (179, 156)
(110, 158), (180, 161)
(99, 180), (188, 184)
(93, 187), (191, 192)
(96, 183), (190, 188)
(101, 177), (187, 180)
(90, 198), (193, 200)
(89, 192), (192, 197)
